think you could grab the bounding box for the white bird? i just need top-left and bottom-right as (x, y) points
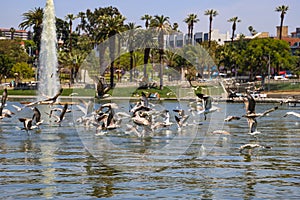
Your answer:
(12, 104), (23, 112)
(239, 143), (271, 154)
(242, 91), (278, 134)
(49, 104), (69, 124)
(77, 98), (94, 116)
(132, 111), (151, 126)
(224, 115), (241, 122)
(211, 130), (231, 135)
(151, 110), (173, 129)
(18, 118), (38, 131)
(196, 93), (219, 120)
(41, 88), (63, 105)
(48, 106), (71, 118)
(283, 111), (300, 118)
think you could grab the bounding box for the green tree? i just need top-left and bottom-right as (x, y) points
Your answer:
(56, 17), (70, 49)
(0, 40), (29, 64)
(83, 6), (122, 76)
(140, 14), (153, 81)
(11, 62), (34, 80)
(19, 7), (44, 54)
(0, 54), (13, 83)
(240, 38), (295, 82)
(248, 26), (257, 36)
(65, 14), (77, 52)
(228, 16), (241, 42)
(184, 14), (199, 45)
(58, 49), (88, 83)
(150, 15), (171, 89)
(275, 5), (289, 40)
(76, 12), (87, 35)
(204, 9), (218, 48)
(125, 22), (141, 81)
(100, 14), (126, 88)
(141, 14), (152, 29)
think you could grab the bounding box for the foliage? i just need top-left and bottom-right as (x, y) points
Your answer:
(19, 7), (43, 52)
(11, 62), (34, 79)
(0, 54), (13, 83)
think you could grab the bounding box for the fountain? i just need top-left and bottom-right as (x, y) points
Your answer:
(38, 0), (60, 100)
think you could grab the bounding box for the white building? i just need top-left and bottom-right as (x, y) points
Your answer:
(166, 29), (230, 48)
(0, 28), (30, 40)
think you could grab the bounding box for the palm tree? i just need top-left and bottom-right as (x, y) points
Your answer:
(141, 14), (153, 81)
(204, 9), (218, 48)
(150, 15), (171, 89)
(65, 14), (77, 52)
(184, 14), (199, 45)
(19, 7), (44, 54)
(228, 16), (241, 42)
(76, 12), (86, 35)
(102, 14), (126, 88)
(172, 22), (179, 32)
(141, 14), (152, 29)
(125, 22), (141, 81)
(9, 27), (15, 40)
(248, 26), (257, 36)
(275, 5), (289, 40)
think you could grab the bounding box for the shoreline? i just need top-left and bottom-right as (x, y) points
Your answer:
(8, 95), (300, 104)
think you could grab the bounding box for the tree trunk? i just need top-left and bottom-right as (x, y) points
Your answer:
(109, 36), (116, 89)
(129, 51), (133, 82)
(208, 18), (212, 48)
(143, 48), (150, 79)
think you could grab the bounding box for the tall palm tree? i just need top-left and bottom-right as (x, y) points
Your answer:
(9, 27), (15, 40)
(19, 7), (44, 54)
(141, 14), (153, 81)
(172, 22), (179, 32)
(275, 5), (289, 40)
(204, 9), (218, 48)
(150, 15), (171, 89)
(103, 14), (126, 88)
(184, 14), (199, 45)
(141, 14), (152, 29)
(65, 14), (77, 52)
(125, 22), (141, 81)
(248, 26), (257, 36)
(76, 12), (86, 35)
(228, 16), (241, 42)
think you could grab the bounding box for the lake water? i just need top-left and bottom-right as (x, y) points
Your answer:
(0, 100), (299, 199)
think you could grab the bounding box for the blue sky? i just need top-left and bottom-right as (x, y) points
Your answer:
(1, 0), (299, 36)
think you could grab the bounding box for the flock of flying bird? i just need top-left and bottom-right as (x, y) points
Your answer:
(0, 87), (299, 155)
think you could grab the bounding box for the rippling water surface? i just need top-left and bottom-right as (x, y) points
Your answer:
(0, 100), (299, 199)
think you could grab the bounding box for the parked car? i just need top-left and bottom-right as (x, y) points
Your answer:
(274, 76), (288, 81)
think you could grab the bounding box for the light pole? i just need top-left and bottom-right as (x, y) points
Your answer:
(34, 58), (38, 82)
(268, 53), (271, 92)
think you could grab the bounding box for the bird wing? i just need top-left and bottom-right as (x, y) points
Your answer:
(59, 104), (68, 121)
(32, 107), (42, 123)
(261, 106), (278, 117)
(1, 88), (8, 106)
(12, 104), (22, 111)
(246, 92), (256, 113)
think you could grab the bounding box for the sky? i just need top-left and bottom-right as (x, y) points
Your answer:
(0, 0), (299, 37)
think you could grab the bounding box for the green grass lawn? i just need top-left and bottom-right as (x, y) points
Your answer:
(2, 81), (298, 98)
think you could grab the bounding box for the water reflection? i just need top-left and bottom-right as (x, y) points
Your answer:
(0, 102), (299, 199)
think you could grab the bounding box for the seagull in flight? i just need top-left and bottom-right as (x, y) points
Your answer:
(242, 91), (278, 134)
(196, 93), (219, 120)
(283, 111), (300, 118)
(239, 143), (271, 154)
(41, 88), (64, 104)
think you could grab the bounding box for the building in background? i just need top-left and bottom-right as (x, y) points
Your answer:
(0, 28), (31, 40)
